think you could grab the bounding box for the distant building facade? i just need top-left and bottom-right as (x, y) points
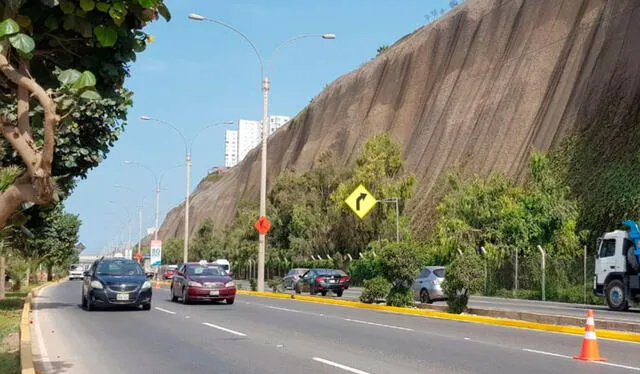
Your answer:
(224, 115), (291, 167)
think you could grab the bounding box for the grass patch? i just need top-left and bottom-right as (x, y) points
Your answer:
(0, 284), (42, 374)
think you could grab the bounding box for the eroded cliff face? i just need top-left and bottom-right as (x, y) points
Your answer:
(156, 0), (640, 241)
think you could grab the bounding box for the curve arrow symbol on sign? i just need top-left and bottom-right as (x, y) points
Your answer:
(356, 193), (367, 211)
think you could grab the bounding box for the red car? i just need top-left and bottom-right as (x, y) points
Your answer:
(170, 262), (236, 305)
(163, 269), (176, 280)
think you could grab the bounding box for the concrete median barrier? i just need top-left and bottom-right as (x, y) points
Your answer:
(237, 290), (640, 343)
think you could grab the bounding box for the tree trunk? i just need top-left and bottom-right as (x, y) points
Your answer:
(47, 263), (53, 282)
(24, 261), (30, 288)
(0, 256), (5, 300)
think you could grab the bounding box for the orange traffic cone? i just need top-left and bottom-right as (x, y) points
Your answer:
(155, 281), (161, 289)
(574, 309), (606, 361)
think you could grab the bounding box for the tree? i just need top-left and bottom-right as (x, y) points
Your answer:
(441, 250), (483, 313)
(430, 152), (586, 294)
(13, 202), (80, 284)
(0, 0), (171, 228)
(332, 134), (416, 254)
(162, 238), (183, 265)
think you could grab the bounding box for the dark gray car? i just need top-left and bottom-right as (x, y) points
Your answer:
(283, 268), (308, 289)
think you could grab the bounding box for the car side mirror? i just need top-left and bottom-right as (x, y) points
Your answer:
(227, 271), (233, 277)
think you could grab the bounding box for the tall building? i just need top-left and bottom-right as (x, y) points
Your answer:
(225, 115), (291, 167)
(237, 119), (262, 162)
(224, 130), (238, 167)
(268, 115), (291, 135)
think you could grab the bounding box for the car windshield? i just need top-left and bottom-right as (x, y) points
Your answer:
(69, 264), (83, 271)
(96, 261), (143, 276)
(187, 265), (224, 276)
(433, 268), (445, 278)
(331, 270), (347, 276)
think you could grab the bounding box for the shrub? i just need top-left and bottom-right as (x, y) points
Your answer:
(360, 276), (390, 304)
(267, 277), (282, 293)
(442, 251), (483, 313)
(377, 242), (423, 307)
(386, 288), (414, 307)
(349, 254), (381, 286)
(249, 278), (257, 292)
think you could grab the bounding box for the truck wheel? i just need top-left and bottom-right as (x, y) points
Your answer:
(627, 247), (640, 273)
(606, 279), (629, 311)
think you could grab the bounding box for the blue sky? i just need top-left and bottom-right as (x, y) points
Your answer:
(66, 0), (452, 254)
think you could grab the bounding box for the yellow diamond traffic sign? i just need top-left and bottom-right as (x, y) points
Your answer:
(345, 184), (377, 219)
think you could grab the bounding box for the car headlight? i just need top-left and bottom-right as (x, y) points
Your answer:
(90, 280), (103, 289)
(188, 281), (203, 287)
(141, 281), (151, 289)
(225, 281), (236, 288)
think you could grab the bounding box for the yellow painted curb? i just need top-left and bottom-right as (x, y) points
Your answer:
(236, 290), (640, 343)
(20, 278), (65, 374)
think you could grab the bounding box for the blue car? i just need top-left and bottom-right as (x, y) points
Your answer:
(82, 257), (153, 311)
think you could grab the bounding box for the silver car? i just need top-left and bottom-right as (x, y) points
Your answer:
(283, 268), (309, 289)
(412, 266), (446, 303)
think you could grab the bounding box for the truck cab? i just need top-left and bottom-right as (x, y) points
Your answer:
(594, 228), (639, 310)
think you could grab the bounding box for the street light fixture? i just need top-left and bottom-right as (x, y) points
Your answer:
(139, 117), (233, 263)
(188, 12), (335, 292)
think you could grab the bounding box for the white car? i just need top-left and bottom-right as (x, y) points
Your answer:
(213, 259), (232, 276)
(68, 264), (85, 280)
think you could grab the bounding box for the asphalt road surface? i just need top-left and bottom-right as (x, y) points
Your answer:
(32, 281), (640, 374)
(276, 283), (640, 324)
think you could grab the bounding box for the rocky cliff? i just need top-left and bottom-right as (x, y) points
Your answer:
(156, 0), (640, 241)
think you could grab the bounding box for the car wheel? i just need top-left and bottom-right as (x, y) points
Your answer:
(606, 279), (629, 311)
(81, 294), (87, 309)
(182, 288), (189, 304)
(335, 290), (343, 297)
(170, 284), (178, 302)
(142, 303), (151, 311)
(420, 289), (432, 304)
(321, 291), (327, 296)
(85, 296), (93, 311)
(295, 284), (301, 294)
(226, 298), (235, 305)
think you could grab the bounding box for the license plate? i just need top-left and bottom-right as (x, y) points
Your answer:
(209, 290), (219, 296)
(116, 293), (129, 301)
(329, 279), (335, 283)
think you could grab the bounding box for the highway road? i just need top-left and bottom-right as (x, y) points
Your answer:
(31, 281), (640, 374)
(275, 283), (640, 324)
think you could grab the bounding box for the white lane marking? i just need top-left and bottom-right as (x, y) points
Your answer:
(523, 349), (640, 371)
(312, 357), (371, 374)
(154, 307), (176, 315)
(265, 305), (301, 313)
(522, 348), (571, 359)
(464, 337), (471, 340)
(202, 322), (247, 337)
(344, 318), (413, 331)
(32, 292), (54, 373)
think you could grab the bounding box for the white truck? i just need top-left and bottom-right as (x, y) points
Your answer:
(593, 220), (640, 311)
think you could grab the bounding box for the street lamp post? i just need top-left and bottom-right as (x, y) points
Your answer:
(107, 201), (133, 259)
(123, 161), (184, 241)
(113, 184), (144, 259)
(139, 117), (233, 263)
(189, 12), (335, 291)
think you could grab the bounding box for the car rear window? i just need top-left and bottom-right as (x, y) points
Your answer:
(187, 265), (224, 276)
(433, 269), (445, 278)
